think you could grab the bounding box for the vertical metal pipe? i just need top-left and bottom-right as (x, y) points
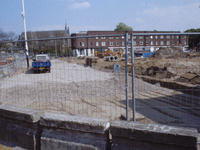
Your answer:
(125, 33), (129, 121)
(22, 0), (29, 67)
(131, 33), (135, 121)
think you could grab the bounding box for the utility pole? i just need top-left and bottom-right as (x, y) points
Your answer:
(22, 0), (29, 67)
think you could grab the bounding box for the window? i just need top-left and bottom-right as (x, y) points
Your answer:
(182, 35), (186, 39)
(172, 41), (174, 45)
(140, 41), (143, 45)
(172, 35), (174, 39)
(82, 42), (85, 47)
(176, 35), (179, 39)
(167, 41), (170, 45)
(80, 42), (82, 46)
(128, 35), (130, 39)
(177, 41), (179, 45)
(155, 36), (158, 39)
(160, 35), (164, 39)
(139, 36), (143, 39)
(133, 36), (136, 39)
(90, 42), (92, 46)
(151, 41), (153, 45)
(133, 41), (136, 46)
(109, 42), (113, 46)
(155, 41), (158, 45)
(166, 35), (170, 39)
(146, 42), (149, 45)
(116, 42), (120, 46)
(102, 42), (106, 46)
(160, 41), (164, 45)
(96, 42), (99, 46)
(101, 37), (106, 39)
(122, 36), (124, 39)
(150, 36), (153, 39)
(184, 41), (187, 45)
(146, 36), (149, 39)
(109, 37), (113, 39)
(96, 36), (98, 39)
(122, 42), (124, 46)
(116, 36), (119, 39)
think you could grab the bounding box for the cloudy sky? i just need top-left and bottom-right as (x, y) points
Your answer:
(0, 0), (200, 35)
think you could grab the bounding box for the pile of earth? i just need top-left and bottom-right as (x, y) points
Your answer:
(176, 72), (200, 85)
(150, 47), (191, 59)
(134, 66), (174, 79)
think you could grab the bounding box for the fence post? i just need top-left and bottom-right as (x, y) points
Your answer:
(125, 33), (129, 121)
(131, 33), (135, 121)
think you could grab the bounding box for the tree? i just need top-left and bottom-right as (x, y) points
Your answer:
(0, 27), (18, 41)
(114, 22), (133, 31)
(185, 28), (200, 48)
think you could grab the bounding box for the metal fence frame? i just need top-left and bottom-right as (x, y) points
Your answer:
(1, 32), (200, 123)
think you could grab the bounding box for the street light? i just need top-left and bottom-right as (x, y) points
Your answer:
(21, 0), (29, 67)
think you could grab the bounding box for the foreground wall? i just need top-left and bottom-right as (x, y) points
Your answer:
(0, 104), (198, 150)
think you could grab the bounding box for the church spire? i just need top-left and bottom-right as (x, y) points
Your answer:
(65, 19), (67, 30)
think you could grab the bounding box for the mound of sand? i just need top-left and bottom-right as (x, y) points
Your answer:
(150, 47), (191, 59)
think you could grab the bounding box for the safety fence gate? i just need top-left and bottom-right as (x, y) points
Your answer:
(0, 32), (200, 131)
(128, 32), (200, 132)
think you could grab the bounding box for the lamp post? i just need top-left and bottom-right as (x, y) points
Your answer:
(21, 0), (29, 67)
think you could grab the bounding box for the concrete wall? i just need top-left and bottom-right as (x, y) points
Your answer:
(0, 104), (198, 150)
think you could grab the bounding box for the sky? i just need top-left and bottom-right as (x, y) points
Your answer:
(0, 0), (200, 36)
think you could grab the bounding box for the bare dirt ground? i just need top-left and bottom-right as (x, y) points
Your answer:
(0, 47), (200, 131)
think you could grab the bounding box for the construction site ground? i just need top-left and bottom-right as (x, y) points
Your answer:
(0, 47), (200, 131)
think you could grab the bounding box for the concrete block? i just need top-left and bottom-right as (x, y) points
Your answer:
(40, 113), (110, 150)
(40, 112), (110, 134)
(110, 120), (198, 150)
(0, 104), (43, 123)
(0, 105), (43, 150)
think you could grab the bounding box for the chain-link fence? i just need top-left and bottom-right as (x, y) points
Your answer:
(0, 33), (200, 131)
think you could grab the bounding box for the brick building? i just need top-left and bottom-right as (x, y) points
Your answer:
(71, 30), (189, 57)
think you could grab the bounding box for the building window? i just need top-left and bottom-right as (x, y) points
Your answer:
(122, 42), (124, 46)
(96, 42), (99, 46)
(133, 36), (136, 39)
(167, 41), (170, 45)
(176, 35), (179, 39)
(116, 42), (120, 46)
(109, 37), (113, 39)
(128, 35), (130, 39)
(172, 41), (174, 45)
(82, 42), (85, 47)
(139, 36), (143, 39)
(172, 35), (174, 39)
(140, 41), (143, 45)
(166, 35), (170, 39)
(133, 41), (136, 46)
(90, 42), (92, 46)
(122, 36), (124, 39)
(80, 42), (82, 46)
(116, 36), (119, 39)
(182, 35), (186, 39)
(102, 42), (106, 46)
(146, 36), (149, 39)
(160, 35), (164, 39)
(96, 36), (98, 39)
(150, 36), (153, 39)
(155, 41), (158, 45)
(146, 42), (149, 45)
(155, 36), (158, 39)
(151, 41), (153, 45)
(160, 41), (164, 45)
(109, 42), (113, 46)
(101, 37), (106, 39)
